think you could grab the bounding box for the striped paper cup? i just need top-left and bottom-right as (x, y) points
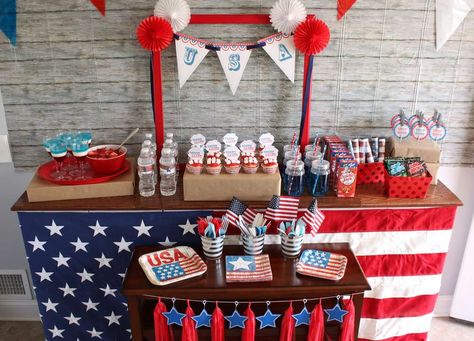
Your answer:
(241, 234), (265, 255)
(201, 236), (225, 259)
(280, 234), (304, 258)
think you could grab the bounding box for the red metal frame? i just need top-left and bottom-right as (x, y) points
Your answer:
(153, 13), (313, 150)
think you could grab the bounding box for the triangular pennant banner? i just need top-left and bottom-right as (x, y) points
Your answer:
(260, 33), (295, 83)
(436, 0), (473, 50)
(216, 45), (252, 95)
(337, 0), (358, 20)
(175, 35), (210, 88)
(90, 0), (106, 16)
(0, 0), (16, 45)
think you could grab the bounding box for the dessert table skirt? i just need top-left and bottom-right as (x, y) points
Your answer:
(17, 205), (457, 341)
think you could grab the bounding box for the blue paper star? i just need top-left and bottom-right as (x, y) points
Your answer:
(192, 308), (212, 328)
(324, 302), (348, 323)
(225, 310), (248, 328)
(257, 308), (281, 329)
(163, 307), (186, 326)
(293, 306), (311, 326)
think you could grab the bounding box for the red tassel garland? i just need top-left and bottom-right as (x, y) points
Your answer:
(339, 298), (355, 341)
(212, 302), (225, 341)
(307, 301), (324, 341)
(280, 302), (295, 341)
(154, 298), (174, 341)
(242, 303), (256, 341)
(181, 300), (198, 341)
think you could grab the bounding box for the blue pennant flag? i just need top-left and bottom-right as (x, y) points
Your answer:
(0, 0), (16, 45)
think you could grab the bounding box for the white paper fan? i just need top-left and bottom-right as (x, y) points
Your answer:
(154, 0), (191, 32)
(270, 0), (307, 34)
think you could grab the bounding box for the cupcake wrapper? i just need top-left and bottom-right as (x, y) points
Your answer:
(242, 165), (259, 174)
(262, 164), (278, 174)
(224, 165), (241, 175)
(206, 165), (222, 175)
(186, 164), (203, 175)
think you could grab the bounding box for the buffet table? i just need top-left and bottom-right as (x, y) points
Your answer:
(12, 178), (462, 341)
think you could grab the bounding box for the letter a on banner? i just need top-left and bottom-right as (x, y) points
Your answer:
(175, 34), (210, 88)
(217, 45), (252, 95)
(260, 33), (295, 83)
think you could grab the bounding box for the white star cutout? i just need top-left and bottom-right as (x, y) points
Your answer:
(48, 325), (64, 338)
(52, 252), (70, 267)
(89, 220), (108, 237)
(133, 220), (153, 237)
(64, 312), (81, 326)
(42, 298), (58, 312)
(104, 311), (122, 326)
(94, 253), (113, 268)
(158, 236), (177, 247)
(82, 298), (99, 311)
(35, 268), (53, 282)
(28, 236), (46, 252)
(44, 220), (64, 236)
(70, 237), (89, 252)
(87, 327), (103, 339)
(114, 237), (133, 253)
(178, 219), (197, 235)
(59, 283), (76, 297)
(77, 269), (94, 283)
(100, 284), (117, 297)
(229, 257), (252, 270)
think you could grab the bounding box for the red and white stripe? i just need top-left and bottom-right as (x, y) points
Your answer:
(226, 255), (273, 282)
(161, 254), (207, 284)
(265, 196), (299, 221)
(226, 208), (257, 227)
(303, 208), (325, 236)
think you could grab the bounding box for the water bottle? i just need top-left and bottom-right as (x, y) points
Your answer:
(164, 135), (179, 184)
(159, 147), (176, 196)
(137, 148), (155, 197)
(142, 140), (158, 185)
(145, 133), (157, 156)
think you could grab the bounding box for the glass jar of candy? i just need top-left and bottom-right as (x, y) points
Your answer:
(309, 159), (330, 196)
(284, 160), (305, 196)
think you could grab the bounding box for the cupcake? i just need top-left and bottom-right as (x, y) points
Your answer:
(186, 158), (204, 175)
(262, 158), (278, 174)
(242, 156), (259, 174)
(240, 151), (255, 162)
(224, 158), (241, 175)
(206, 156), (222, 175)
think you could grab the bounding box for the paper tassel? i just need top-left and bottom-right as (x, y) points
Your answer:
(181, 300), (198, 341)
(337, 0), (358, 20)
(242, 303), (256, 341)
(90, 0), (106, 16)
(154, 298), (174, 341)
(279, 302), (295, 341)
(212, 302), (225, 341)
(339, 298), (355, 341)
(0, 0), (16, 45)
(307, 302), (324, 341)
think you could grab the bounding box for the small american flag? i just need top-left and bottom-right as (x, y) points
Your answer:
(296, 250), (347, 281)
(302, 198), (325, 236)
(265, 195), (300, 221)
(226, 197), (257, 227)
(225, 255), (272, 282)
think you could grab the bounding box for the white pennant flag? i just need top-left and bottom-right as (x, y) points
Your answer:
(260, 33), (296, 83)
(436, 0), (473, 50)
(175, 35), (210, 88)
(216, 45), (252, 95)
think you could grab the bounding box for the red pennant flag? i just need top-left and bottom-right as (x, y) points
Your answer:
(90, 0), (106, 16)
(279, 302), (295, 341)
(337, 0), (357, 20)
(242, 303), (256, 341)
(181, 300), (198, 341)
(307, 302), (324, 341)
(154, 298), (174, 341)
(339, 298), (355, 341)
(212, 302), (225, 341)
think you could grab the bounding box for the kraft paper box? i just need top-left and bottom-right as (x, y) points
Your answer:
(387, 137), (441, 163)
(183, 169), (281, 201)
(27, 160), (135, 202)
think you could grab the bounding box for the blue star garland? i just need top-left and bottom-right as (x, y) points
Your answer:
(256, 307), (281, 329)
(225, 309), (248, 328)
(324, 301), (348, 323)
(293, 306), (311, 326)
(192, 308), (212, 328)
(163, 307), (186, 326)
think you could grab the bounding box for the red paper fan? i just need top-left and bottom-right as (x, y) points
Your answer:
(294, 17), (330, 55)
(136, 16), (173, 52)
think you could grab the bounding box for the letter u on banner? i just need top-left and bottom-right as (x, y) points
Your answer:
(216, 45), (252, 95)
(260, 33), (295, 83)
(175, 34), (210, 88)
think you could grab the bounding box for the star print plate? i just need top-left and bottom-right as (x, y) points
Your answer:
(225, 255), (273, 282)
(139, 246), (207, 286)
(296, 249), (347, 281)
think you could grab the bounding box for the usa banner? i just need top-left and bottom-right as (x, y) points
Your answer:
(216, 45), (252, 95)
(260, 33), (296, 83)
(175, 34), (210, 88)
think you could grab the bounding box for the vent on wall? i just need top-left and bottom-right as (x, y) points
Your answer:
(0, 270), (32, 300)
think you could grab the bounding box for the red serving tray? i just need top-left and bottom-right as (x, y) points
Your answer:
(37, 159), (131, 185)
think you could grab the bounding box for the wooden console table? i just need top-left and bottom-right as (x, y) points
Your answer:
(122, 243), (371, 341)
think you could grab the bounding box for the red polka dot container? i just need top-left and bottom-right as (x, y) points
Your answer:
(384, 168), (432, 198)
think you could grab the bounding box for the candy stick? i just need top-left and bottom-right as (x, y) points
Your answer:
(370, 137), (379, 162)
(364, 138), (374, 163)
(351, 139), (360, 163)
(378, 138), (386, 162)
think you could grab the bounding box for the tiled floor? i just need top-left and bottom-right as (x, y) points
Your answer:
(0, 317), (473, 340)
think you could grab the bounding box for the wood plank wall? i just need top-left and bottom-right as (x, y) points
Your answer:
(0, 0), (473, 169)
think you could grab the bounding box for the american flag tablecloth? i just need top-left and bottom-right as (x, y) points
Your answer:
(18, 206), (457, 341)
